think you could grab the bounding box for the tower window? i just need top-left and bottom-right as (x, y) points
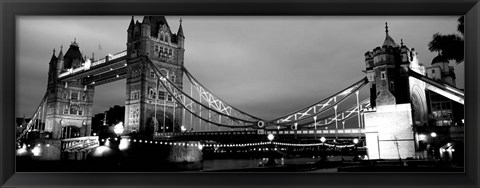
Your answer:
(63, 106), (69, 114)
(149, 88), (156, 99)
(70, 106), (78, 115)
(390, 81), (394, 90)
(78, 108), (83, 116)
(71, 91), (79, 100)
(381, 71), (386, 80)
(150, 70), (156, 78)
(432, 69), (435, 74)
(154, 45), (159, 52)
(159, 91), (166, 100)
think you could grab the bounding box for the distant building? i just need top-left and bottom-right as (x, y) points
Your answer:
(91, 105), (125, 136)
(425, 55), (464, 127)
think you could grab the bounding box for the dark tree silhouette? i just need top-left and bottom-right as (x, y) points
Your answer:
(428, 16), (464, 64)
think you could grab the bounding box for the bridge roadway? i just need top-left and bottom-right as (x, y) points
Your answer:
(153, 128), (365, 142)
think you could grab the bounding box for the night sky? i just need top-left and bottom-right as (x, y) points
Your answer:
(16, 16), (464, 120)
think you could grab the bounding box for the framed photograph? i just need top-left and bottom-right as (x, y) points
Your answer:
(1, 0), (479, 188)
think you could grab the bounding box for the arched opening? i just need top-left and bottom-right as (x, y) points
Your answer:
(61, 125), (81, 139)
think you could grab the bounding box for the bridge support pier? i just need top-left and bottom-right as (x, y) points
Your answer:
(364, 104), (416, 160)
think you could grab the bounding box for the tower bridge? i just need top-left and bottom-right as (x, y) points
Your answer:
(16, 17), (464, 162)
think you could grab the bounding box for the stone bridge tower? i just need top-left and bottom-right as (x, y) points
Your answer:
(124, 16), (185, 137)
(45, 41), (94, 139)
(363, 23), (427, 159)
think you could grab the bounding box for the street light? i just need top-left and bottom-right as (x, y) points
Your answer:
(320, 137), (326, 143)
(353, 138), (359, 161)
(267, 133), (274, 142)
(430, 132), (437, 138)
(266, 133), (276, 166)
(113, 122), (124, 167)
(320, 137), (327, 161)
(353, 138), (359, 144)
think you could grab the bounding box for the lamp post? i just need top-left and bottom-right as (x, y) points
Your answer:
(430, 132), (437, 159)
(113, 122), (124, 167)
(353, 138), (359, 161)
(266, 133), (276, 166)
(320, 137), (327, 161)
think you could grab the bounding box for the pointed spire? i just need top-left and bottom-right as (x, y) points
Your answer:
(58, 45), (64, 60)
(71, 38), (79, 47)
(400, 39), (404, 46)
(177, 18), (184, 37)
(142, 16), (150, 24)
(382, 22), (398, 47)
(49, 48), (57, 63)
(128, 16), (135, 30)
(92, 52), (95, 61)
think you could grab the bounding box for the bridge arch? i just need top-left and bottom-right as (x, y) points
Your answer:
(61, 125), (81, 139)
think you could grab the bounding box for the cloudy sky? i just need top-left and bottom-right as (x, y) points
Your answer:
(16, 16), (464, 120)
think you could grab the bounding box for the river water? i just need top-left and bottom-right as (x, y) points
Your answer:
(202, 156), (354, 172)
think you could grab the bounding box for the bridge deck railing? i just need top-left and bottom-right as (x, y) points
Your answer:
(58, 50), (127, 78)
(60, 136), (99, 152)
(154, 128), (365, 138)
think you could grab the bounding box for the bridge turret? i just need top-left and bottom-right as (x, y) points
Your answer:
(363, 22), (428, 160)
(124, 16), (186, 136)
(47, 48), (58, 85)
(127, 16), (135, 43)
(177, 18), (185, 49)
(56, 45), (64, 76)
(141, 16), (151, 38)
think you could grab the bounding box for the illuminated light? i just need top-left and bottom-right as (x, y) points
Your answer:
(32, 146), (41, 156)
(37, 144), (41, 147)
(267, 134), (275, 142)
(430, 132), (437, 138)
(133, 139), (137, 142)
(113, 122), (124, 135)
(119, 139), (129, 151)
(197, 144), (203, 150)
(353, 139), (359, 144)
(447, 143), (452, 147)
(93, 133), (97, 136)
(451, 149), (455, 152)
(124, 63), (127, 66)
(116, 75), (119, 78)
(92, 81), (95, 84)
(114, 138), (118, 141)
(320, 137), (326, 143)
(46, 144), (50, 147)
(418, 134), (427, 140)
(27, 144), (31, 147)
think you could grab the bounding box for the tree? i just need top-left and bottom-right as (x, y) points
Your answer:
(428, 16), (464, 64)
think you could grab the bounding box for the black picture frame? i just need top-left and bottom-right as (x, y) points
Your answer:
(1, 0), (479, 187)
